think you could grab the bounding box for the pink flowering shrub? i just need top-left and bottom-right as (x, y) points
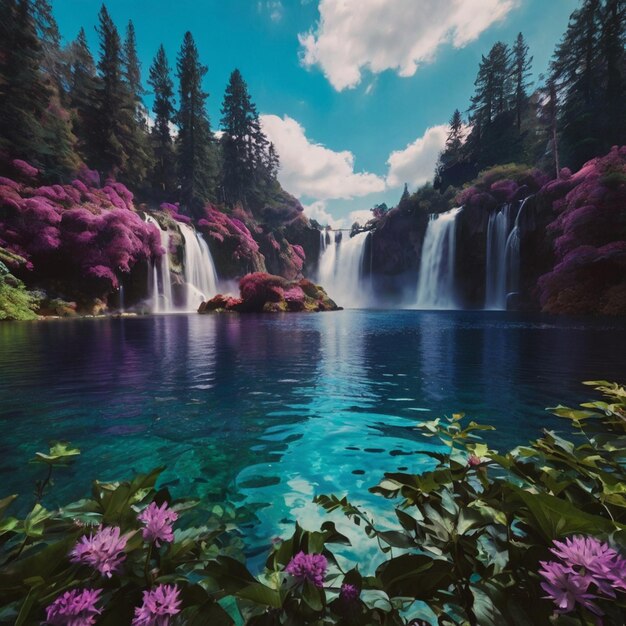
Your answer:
(538, 147), (626, 314)
(160, 201), (192, 224)
(0, 174), (162, 297)
(456, 165), (548, 208)
(12, 159), (39, 180)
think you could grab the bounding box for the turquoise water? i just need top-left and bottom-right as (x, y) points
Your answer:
(1, 311), (624, 565)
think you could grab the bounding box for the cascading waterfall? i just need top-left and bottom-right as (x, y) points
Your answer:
(415, 207), (462, 309)
(178, 223), (219, 311)
(145, 215), (174, 313)
(485, 197), (530, 310)
(317, 230), (370, 308)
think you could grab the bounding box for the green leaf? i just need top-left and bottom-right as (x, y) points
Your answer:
(23, 504), (49, 538)
(31, 441), (80, 465)
(506, 484), (625, 541)
(376, 554), (452, 599)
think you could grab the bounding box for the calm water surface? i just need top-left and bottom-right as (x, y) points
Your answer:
(1, 310), (624, 563)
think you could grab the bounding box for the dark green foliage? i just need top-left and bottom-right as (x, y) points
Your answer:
(176, 31), (218, 215)
(220, 68), (277, 209)
(92, 5), (150, 188)
(4, 384), (626, 624)
(0, 0), (51, 170)
(148, 44), (176, 197)
(435, 109), (476, 191)
(551, 0), (626, 169)
(512, 33), (532, 131)
(0, 249), (38, 321)
(68, 27), (100, 166)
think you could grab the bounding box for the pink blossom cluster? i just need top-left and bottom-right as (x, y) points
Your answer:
(70, 525), (129, 578)
(45, 588), (102, 626)
(138, 501), (178, 546)
(539, 535), (626, 616)
(285, 551), (328, 588)
(160, 201), (192, 224)
(0, 170), (162, 290)
(538, 147), (626, 314)
(132, 584), (181, 626)
(198, 204), (261, 263)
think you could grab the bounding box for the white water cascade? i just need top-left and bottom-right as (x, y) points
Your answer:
(485, 197), (530, 310)
(146, 215), (174, 313)
(178, 223), (219, 311)
(317, 230), (370, 308)
(414, 208), (462, 309)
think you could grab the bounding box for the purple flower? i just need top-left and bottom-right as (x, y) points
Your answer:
(70, 526), (128, 578)
(550, 535), (626, 593)
(467, 454), (481, 468)
(137, 501), (178, 546)
(339, 582), (359, 603)
(285, 551), (327, 588)
(539, 560), (602, 615)
(132, 584), (181, 626)
(45, 588), (102, 626)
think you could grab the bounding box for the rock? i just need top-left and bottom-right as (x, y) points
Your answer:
(198, 272), (340, 314)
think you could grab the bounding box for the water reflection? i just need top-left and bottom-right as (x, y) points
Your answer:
(1, 311), (624, 557)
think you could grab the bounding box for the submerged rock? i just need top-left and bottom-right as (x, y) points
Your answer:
(198, 272), (340, 313)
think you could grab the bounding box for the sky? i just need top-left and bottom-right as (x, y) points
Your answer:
(52, 0), (580, 227)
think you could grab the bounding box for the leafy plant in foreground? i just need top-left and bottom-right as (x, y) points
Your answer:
(2, 382), (626, 625)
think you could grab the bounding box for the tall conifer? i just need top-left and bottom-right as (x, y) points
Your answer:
(176, 31), (216, 214)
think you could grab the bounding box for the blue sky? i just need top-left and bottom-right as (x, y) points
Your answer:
(53, 0), (580, 226)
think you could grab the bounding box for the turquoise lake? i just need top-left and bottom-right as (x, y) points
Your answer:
(1, 310), (625, 565)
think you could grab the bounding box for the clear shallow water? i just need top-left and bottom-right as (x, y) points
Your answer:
(1, 311), (625, 566)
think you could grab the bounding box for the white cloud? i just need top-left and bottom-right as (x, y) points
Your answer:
(386, 124), (448, 189)
(302, 201), (345, 228)
(260, 114), (386, 200)
(299, 0), (518, 90)
(349, 209), (374, 226)
(258, 0), (284, 22)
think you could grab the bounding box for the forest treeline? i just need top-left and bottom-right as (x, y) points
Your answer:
(0, 0), (279, 216)
(399, 0), (625, 213)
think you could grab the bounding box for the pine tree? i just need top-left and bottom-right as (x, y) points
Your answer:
(600, 0), (626, 150)
(435, 109), (475, 190)
(0, 0), (51, 169)
(467, 41), (521, 169)
(123, 21), (144, 123)
(551, 0), (603, 167)
(69, 27), (100, 166)
(94, 4), (127, 176)
(33, 0), (66, 97)
(266, 142), (280, 179)
(220, 68), (275, 206)
(121, 19), (152, 188)
(512, 33), (532, 131)
(398, 183), (410, 210)
(176, 31), (217, 214)
(94, 5), (149, 187)
(148, 44), (176, 196)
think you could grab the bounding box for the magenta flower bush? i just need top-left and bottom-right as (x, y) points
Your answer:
(198, 204), (260, 261)
(45, 588), (102, 626)
(285, 551), (328, 588)
(70, 525), (129, 578)
(539, 536), (626, 616)
(538, 147), (626, 314)
(132, 584), (181, 626)
(0, 172), (162, 301)
(138, 501), (178, 546)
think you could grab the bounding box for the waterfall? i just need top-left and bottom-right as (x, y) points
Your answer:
(317, 230), (370, 308)
(485, 204), (515, 309)
(145, 215), (174, 313)
(415, 208), (462, 309)
(485, 197), (530, 310)
(178, 223), (219, 310)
